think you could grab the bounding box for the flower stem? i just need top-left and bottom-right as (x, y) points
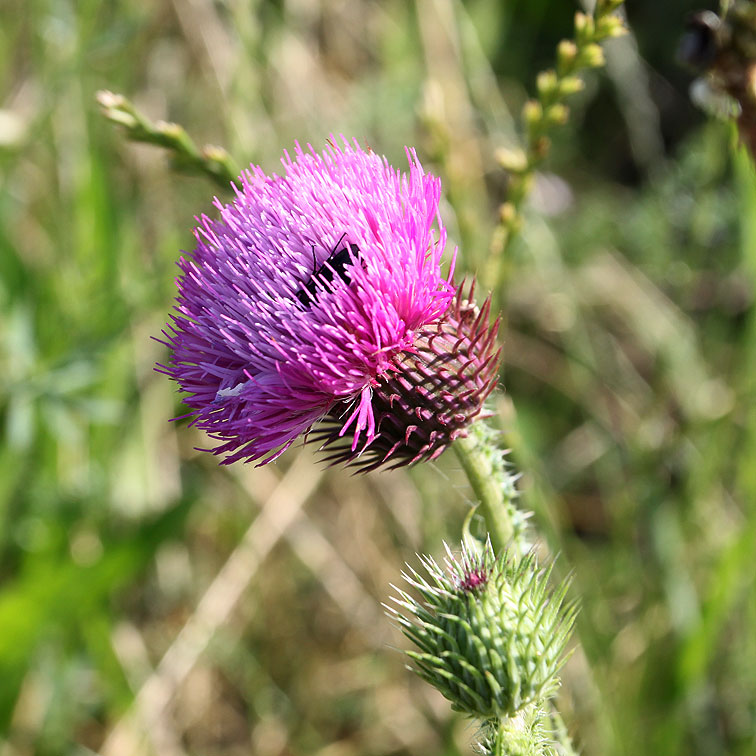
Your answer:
(453, 421), (525, 557)
(487, 0), (627, 293)
(478, 705), (556, 756)
(96, 90), (240, 190)
(454, 423), (579, 756)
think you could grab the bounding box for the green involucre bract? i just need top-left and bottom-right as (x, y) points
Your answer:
(387, 541), (576, 719)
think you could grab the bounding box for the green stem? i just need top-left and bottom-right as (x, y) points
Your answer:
(487, 0), (627, 296)
(96, 90), (240, 190)
(453, 422), (521, 556)
(455, 424), (579, 756)
(483, 705), (558, 756)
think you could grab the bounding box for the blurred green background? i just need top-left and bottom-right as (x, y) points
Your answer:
(2, 0), (755, 754)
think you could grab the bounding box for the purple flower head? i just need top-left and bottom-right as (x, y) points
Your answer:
(158, 138), (456, 464)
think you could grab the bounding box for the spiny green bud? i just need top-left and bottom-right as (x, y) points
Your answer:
(387, 541), (577, 720)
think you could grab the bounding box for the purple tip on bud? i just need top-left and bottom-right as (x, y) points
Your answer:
(458, 567), (489, 594)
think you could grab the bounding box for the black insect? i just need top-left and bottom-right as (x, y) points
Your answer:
(295, 234), (361, 308)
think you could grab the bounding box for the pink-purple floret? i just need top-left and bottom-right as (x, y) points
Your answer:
(157, 138), (456, 464)
(458, 568), (489, 594)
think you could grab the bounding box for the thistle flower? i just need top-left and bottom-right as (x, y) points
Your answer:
(387, 541), (576, 720)
(158, 138), (458, 465)
(308, 281), (501, 471)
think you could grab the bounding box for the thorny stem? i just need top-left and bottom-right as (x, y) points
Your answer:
(477, 704), (579, 756)
(454, 434), (510, 554)
(487, 0), (627, 294)
(453, 421), (526, 558)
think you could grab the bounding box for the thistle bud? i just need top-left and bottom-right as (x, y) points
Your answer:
(387, 541), (577, 720)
